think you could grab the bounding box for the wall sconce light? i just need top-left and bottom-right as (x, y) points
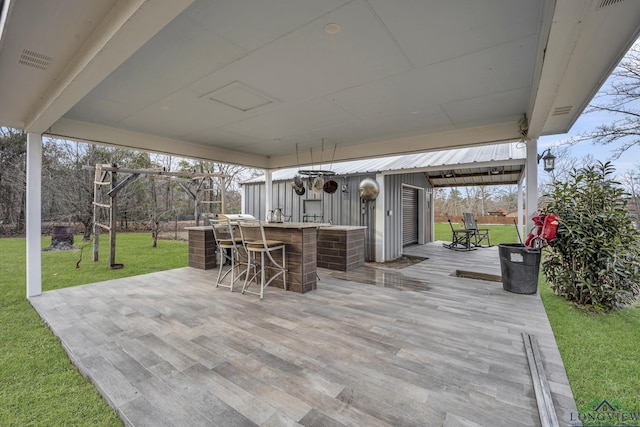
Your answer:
(537, 148), (556, 172)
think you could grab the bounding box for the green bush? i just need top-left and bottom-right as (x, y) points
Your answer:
(542, 161), (640, 311)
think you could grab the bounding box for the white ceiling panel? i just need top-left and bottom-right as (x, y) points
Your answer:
(188, 0), (413, 105)
(367, 0), (543, 68)
(442, 87), (531, 126)
(184, 0), (350, 52)
(118, 90), (250, 139)
(328, 35), (537, 125)
(87, 13), (247, 109)
(218, 97), (360, 142)
(65, 95), (137, 126)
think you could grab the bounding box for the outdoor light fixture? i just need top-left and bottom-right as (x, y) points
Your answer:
(537, 148), (556, 172)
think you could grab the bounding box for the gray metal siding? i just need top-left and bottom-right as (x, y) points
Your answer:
(243, 174), (374, 226)
(244, 171), (431, 262)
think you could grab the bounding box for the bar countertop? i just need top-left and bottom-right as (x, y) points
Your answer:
(262, 222), (330, 229)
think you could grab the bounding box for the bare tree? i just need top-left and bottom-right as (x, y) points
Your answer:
(619, 167), (640, 227)
(0, 128), (26, 231)
(567, 42), (640, 158)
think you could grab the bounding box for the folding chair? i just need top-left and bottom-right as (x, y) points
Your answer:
(462, 213), (491, 247)
(443, 218), (475, 251)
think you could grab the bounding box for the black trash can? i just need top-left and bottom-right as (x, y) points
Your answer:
(498, 243), (542, 294)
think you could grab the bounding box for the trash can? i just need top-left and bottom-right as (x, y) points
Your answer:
(498, 243), (542, 294)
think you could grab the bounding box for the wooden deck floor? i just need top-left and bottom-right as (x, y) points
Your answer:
(30, 242), (577, 426)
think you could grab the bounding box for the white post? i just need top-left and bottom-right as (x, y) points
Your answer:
(525, 138), (539, 232)
(26, 133), (43, 298)
(264, 169), (272, 221)
(430, 189), (435, 242)
(517, 177), (524, 243)
(374, 173), (385, 262)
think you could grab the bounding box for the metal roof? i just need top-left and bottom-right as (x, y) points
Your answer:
(244, 142), (526, 187)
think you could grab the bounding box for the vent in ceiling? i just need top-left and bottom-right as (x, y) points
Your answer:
(599, 0), (624, 8)
(18, 49), (53, 71)
(200, 81), (277, 112)
(552, 106), (572, 116)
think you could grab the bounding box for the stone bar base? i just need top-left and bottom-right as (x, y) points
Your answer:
(187, 227), (216, 270)
(317, 226), (366, 271)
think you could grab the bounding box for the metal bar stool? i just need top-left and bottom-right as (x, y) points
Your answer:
(237, 221), (287, 299)
(211, 219), (247, 291)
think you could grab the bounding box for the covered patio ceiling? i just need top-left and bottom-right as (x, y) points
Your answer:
(1, 0), (640, 169)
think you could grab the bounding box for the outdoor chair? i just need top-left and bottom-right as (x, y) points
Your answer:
(237, 221), (287, 299)
(211, 219), (247, 291)
(443, 217), (475, 251)
(462, 213), (491, 247)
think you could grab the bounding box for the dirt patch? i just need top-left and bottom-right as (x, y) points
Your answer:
(366, 254), (428, 269)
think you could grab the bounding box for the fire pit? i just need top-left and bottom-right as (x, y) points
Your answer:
(44, 226), (76, 251)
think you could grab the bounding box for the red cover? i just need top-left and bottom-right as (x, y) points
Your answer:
(525, 213), (559, 247)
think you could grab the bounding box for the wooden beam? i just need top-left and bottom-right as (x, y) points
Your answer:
(83, 165), (228, 178)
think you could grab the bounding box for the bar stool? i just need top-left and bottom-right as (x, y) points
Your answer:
(237, 221), (287, 299)
(211, 219), (246, 291)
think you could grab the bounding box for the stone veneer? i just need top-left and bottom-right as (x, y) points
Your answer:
(317, 226), (366, 271)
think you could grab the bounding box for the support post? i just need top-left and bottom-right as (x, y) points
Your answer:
(374, 173), (385, 262)
(26, 133), (42, 298)
(220, 176), (226, 214)
(518, 176), (525, 243)
(93, 167), (100, 262)
(525, 138), (539, 232)
(109, 168), (117, 267)
(264, 169), (273, 221)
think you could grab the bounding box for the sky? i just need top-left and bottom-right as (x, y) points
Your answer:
(538, 109), (640, 174)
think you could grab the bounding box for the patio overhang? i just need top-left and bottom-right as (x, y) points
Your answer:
(1, 0), (639, 169)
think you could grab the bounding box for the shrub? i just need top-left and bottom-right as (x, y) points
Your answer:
(542, 161), (640, 311)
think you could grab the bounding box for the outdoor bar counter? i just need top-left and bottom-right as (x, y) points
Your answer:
(316, 225), (366, 271)
(260, 222), (326, 293)
(186, 222), (367, 294)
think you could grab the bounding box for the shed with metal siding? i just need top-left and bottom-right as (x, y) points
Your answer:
(242, 142), (526, 262)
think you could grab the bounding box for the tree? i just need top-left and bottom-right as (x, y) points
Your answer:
(0, 128), (26, 231)
(542, 161), (640, 311)
(619, 166), (640, 227)
(568, 42), (640, 158)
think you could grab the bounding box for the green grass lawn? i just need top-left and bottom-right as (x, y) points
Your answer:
(434, 221), (521, 244)
(539, 282), (640, 423)
(0, 233), (188, 426)
(2, 229), (638, 425)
